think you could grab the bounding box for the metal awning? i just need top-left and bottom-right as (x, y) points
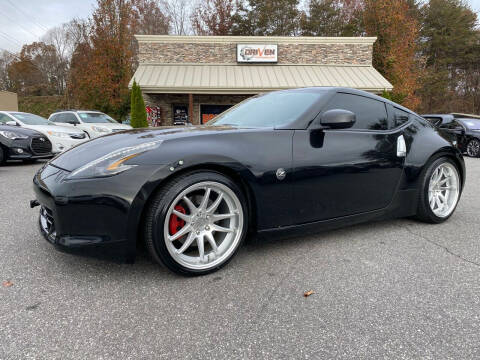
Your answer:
(130, 63), (393, 94)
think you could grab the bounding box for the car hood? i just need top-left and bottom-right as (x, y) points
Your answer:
(84, 123), (132, 129)
(24, 124), (85, 134)
(50, 125), (245, 171)
(0, 124), (44, 137)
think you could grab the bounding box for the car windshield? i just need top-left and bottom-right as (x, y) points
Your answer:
(10, 112), (53, 125)
(459, 119), (480, 129)
(79, 112), (118, 123)
(206, 91), (324, 128)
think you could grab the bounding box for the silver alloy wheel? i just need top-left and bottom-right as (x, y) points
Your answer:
(163, 181), (244, 270)
(467, 139), (480, 157)
(428, 162), (460, 218)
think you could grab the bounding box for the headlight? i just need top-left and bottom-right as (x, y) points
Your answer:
(0, 130), (28, 140)
(66, 140), (163, 180)
(47, 131), (70, 138)
(92, 126), (110, 133)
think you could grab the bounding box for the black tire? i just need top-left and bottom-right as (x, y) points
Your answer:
(414, 157), (461, 224)
(466, 139), (480, 157)
(144, 171), (248, 276)
(0, 146), (5, 166)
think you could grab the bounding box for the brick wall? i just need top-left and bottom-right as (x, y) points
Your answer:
(143, 93), (253, 125)
(138, 42), (373, 66)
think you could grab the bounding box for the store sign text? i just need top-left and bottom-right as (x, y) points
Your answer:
(237, 44), (278, 63)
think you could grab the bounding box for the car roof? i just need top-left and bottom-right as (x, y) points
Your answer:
(421, 114), (454, 119)
(53, 110), (102, 113)
(294, 87), (418, 114)
(456, 117), (480, 122)
(0, 111), (28, 114)
(452, 112), (480, 119)
(273, 87), (421, 130)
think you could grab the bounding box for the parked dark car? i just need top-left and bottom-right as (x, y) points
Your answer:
(423, 114), (480, 157)
(422, 114), (455, 127)
(0, 124), (53, 165)
(32, 88), (464, 275)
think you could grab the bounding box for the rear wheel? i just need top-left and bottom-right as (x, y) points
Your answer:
(466, 139), (480, 157)
(415, 157), (461, 223)
(144, 171), (248, 276)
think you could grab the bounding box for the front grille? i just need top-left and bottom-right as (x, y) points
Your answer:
(69, 133), (86, 139)
(31, 137), (52, 154)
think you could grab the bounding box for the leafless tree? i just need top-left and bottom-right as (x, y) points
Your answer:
(162, 0), (191, 35)
(42, 19), (91, 62)
(190, 0), (237, 35)
(0, 50), (15, 91)
(133, 0), (171, 35)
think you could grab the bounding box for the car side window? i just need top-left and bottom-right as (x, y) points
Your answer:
(442, 120), (462, 130)
(50, 114), (59, 122)
(63, 113), (78, 123)
(324, 93), (388, 130)
(439, 119), (454, 129)
(0, 114), (11, 124)
(393, 108), (410, 128)
(423, 117), (442, 126)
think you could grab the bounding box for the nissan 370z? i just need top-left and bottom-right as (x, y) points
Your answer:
(32, 88), (465, 275)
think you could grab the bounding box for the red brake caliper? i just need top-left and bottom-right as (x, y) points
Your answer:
(169, 205), (186, 235)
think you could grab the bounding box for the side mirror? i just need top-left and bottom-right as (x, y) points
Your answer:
(6, 121), (18, 126)
(67, 120), (79, 125)
(319, 109), (356, 129)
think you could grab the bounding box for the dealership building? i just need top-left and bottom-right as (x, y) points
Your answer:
(130, 35), (392, 126)
(0, 91), (18, 111)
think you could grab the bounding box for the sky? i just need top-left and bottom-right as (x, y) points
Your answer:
(1, 0), (480, 53)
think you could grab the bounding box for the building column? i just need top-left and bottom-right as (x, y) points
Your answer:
(188, 94), (194, 124)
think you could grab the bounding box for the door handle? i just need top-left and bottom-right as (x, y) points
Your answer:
(397, 135), (406, 157)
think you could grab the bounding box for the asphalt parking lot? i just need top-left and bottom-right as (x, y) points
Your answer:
(1, 159), (479, 359)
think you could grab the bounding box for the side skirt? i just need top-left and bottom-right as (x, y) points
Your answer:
(257, 188), (418, 240)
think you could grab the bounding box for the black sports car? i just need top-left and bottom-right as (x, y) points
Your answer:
(0, 124), (53, 165)
(423, 114), (480, 157)
(32, 88), (464, 275)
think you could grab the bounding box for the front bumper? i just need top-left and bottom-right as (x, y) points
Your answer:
(50, 137), (88, 153)
(6, 138), (53, 160)
(33, 163), (166, 261)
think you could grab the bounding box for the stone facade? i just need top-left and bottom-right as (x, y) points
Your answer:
(139, 42), (373, 66)
(143, 93), (252, 126)
(136, 36), (376, 125)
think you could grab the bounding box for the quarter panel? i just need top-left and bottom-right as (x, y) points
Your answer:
(401, 119), (463, 190)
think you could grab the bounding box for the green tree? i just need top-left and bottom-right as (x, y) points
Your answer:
(130, 80), (148, 128)
(300, 0), (364, 36)
(418, 0), (480, 113)
(231, 0), (301, 36)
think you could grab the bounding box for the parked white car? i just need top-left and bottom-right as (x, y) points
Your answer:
(0, 111), (88, 153)
(49, 110), (132, 139)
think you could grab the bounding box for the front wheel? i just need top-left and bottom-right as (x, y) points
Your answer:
(466, 139), (480, 157)
(144, 171), (248, 276)
(415, 157), (461, 223)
